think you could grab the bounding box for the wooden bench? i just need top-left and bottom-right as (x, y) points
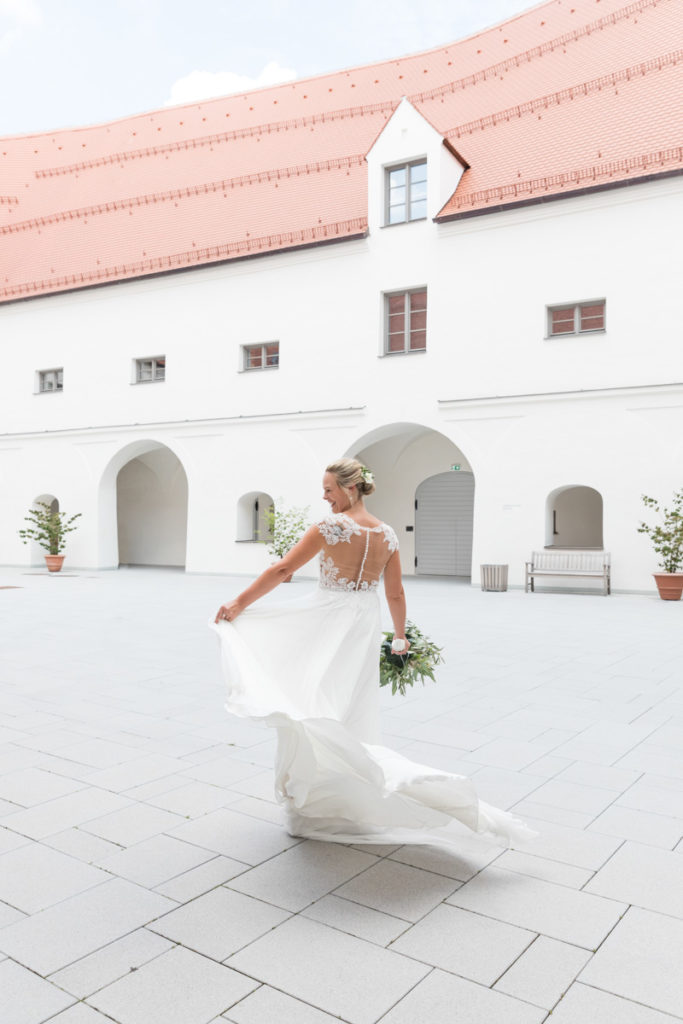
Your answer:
(525, 550), (611, 596)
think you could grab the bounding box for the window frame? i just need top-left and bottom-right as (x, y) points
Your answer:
(384, 159), (428, 227)
(383, 288), (428, 356)
(134, 355), (166, 384)
(37, 368), (64, 393)
(546, 300), (606, 339)
(241, 341), (280, 372)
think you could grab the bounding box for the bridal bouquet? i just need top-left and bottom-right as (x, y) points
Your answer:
(379, 622), (444, 697)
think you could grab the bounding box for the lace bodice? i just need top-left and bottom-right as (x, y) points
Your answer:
(317, 513), (399, 592)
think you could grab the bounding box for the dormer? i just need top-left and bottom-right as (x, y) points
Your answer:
(366, 98), (467, 235)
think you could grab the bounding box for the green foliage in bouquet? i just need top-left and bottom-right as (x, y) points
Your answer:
(380, 621), (444, 697)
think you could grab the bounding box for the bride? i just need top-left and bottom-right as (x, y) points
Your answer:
(212, 458), (535, 849)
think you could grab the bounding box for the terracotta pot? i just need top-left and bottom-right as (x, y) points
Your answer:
(44, 554), (65, 573)
(653, 572), (683, 601)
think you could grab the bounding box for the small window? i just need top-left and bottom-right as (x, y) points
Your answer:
(243, 342), (279, 371)
(385, 160), (427, 225)
(135, 356), (166, 382)
(384, 289), (427, 355)
(548, 301), (605, 337)
(38, 369), (63, 393)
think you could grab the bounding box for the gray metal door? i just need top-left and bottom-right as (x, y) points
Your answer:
(415, 471), (475, 576)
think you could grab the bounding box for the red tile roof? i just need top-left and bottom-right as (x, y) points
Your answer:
(1, 0), (681, 302)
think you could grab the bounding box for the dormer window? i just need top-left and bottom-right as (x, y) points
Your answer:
(385, 160), (427, 225)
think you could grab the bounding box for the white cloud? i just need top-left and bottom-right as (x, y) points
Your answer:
(164, 61), (298, 107)
(0, 0), (42, 53)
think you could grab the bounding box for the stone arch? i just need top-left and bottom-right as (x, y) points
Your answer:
(345, 422), (475, 576)
(97, 439), (188, 568)
(236, 491), (274, 543)
(546, 484), (603, 549)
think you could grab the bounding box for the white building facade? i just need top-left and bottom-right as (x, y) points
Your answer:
(1, 4), (682, 591)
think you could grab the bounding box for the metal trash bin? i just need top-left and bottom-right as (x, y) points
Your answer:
(480, 564), (509, 592)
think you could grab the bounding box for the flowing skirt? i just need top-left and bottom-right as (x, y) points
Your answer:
(211, 586), (536, 849)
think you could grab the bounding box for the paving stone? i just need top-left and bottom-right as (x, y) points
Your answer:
(618, 777), (683, 818)
(523, 778), (617, 816)
(584, 840), (683, 916)
(227, 915), (429, 1024)
(154, 855), (249, 902)
(55, 738), (147, 768)
(391, 903), (535, 984)
(548, 981), (682, 1023)
(225, 985), (344, 1024)
(0, 842), (110, 913)
(168, 806), (300, 864)
(144, 779), (242, 817)
(557, 762), (643, 792)
(388, 838), (501, 881)
(85, 754), (190, 793)
(378, 968), (547, 1024)
(589, 804), (683, 848)
(447, 866), (625, 948)
(517, 815), (623, 870)
(0, 958), (75, 1024)
(0, 825), (30, 853)
(0, 899), (27, 927)
(494, 935), (591, 1009)
(149, 886), (290, 960)
(226, 770), (277, 802)
(2, 788), (132, 840)
(495, 849), (594, 889)
(228, 840), (376, 911)
(46, 1004), (116, 1023)
(579, 907), (683, 1018)
(42, 827), (123, 863)
(51, 928), (175, 997)
(0, 877), (175, 974)
(81, 802), (185, 846)
(180, 756), (265, 788)
(302, 894), (408, 945)
(0, 766), (85, 806)
(334, 858), (459, 921)
(88, 944), (257, 1024)
(95, 833), (215, 887)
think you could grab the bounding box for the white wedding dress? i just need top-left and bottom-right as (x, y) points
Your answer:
(211, 513), (535, 849)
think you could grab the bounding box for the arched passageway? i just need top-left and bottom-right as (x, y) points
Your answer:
(236, 491), (274, 543)
(97, 440), (188, 568)
(546, 485), (603, 549)
(116, 447), (188, 566)
(346, 423), (474, 577)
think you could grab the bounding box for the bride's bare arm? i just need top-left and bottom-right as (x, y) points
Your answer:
(383, 550), (409, 649)
(214, 525), (323, 622)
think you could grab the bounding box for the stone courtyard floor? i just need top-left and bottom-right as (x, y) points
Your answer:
(0, 566), (682, 1024)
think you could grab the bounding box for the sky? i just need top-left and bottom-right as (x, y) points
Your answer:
(0, 0), (538, 137)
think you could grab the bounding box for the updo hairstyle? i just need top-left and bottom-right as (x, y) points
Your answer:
(326, 458), (376, 504)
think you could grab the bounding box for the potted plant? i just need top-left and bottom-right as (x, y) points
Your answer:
(18, 501), (82, 573)
(638, 490), (683, 600)
(265, 501), (309, 581)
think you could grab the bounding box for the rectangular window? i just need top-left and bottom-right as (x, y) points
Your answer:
(243, 342), (279, 371)
(548, 300), (605, 337)
(384, 289), (427, 355)
(385, 160), (427, 225)
(38, 368), (63, 392)
(135, 356), (166, 382)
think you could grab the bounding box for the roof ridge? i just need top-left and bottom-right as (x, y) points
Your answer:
(4, 155), (366, 236)
(440, 144), (683, 214)
(34, 102), (395, 180)
(0, 217), (368, 300)
(414, 0), (665, 105)
(447, 46), (683, 138)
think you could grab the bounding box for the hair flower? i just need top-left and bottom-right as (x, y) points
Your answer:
(360, 466), (374, 484)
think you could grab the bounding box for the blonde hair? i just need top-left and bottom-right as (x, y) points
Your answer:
(326, 458), (376, 503)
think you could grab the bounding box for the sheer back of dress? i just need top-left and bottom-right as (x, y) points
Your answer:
(317, 514), (399, 592)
